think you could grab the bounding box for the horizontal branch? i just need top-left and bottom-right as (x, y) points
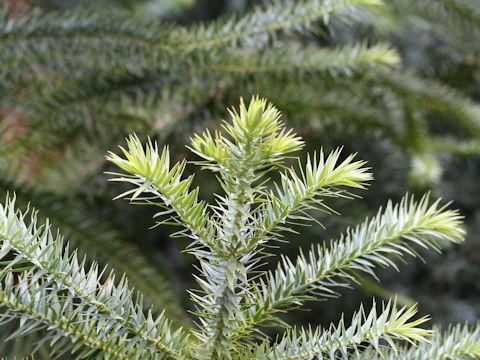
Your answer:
(0, 0), (381, 53)
(374, 70), (480, 136)
(208, 43), (398, 74)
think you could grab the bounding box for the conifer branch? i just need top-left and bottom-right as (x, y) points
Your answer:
(23, 72), (165, 150)
(209, 43), (398, 74)
(1, 96), (472, 359)
(261, 87), (395, 135)
(0, 173), (188, 323)
(0, 0), (381, 53)
(374, 70), (480, 135)
(250, 149), (371, 251)
(254, 299), (430, 360)
(174, 0), (382, 51)
(107, 134), (216, 251)
(0, 285), (130, 360)
(17, 43), (397, 156)
(430, 137), (480, 156)
(188, 98), (304, 359)
(0, 196), (189, 359)
(366, 0), (480, 38)
(248, 194), (464, 328)
(357, 323), (480, 359)
(437, 0), (480, 28)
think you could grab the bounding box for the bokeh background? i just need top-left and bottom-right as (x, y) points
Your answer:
(1, 0), (479, 357)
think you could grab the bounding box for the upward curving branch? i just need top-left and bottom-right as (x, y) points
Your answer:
(107, 134), (216, 252)
(246, 194), (464, 330)
(252, 148), (372, 249)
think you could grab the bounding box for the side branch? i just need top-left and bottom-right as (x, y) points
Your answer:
(254, 300), (430, 360)
(247, 194), (464, 328)
(208, 43), (398, 74)
(251, 149), (371, 249)
(0, 0), (381, 53)
(107, 135), (216, 251)
(0, 289), (130, 360)
(0, 196), (188, 359)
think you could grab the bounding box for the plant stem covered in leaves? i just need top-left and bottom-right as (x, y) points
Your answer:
(0, 97), (478, 359)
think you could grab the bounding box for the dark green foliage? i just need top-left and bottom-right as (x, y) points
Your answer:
(2, 0), (480, 179)
(1, 0), (480, 358)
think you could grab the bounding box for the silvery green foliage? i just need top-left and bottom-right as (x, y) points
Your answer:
(0, 97), (479, 359)
(358, 323), (480, 359)
(0, 167), (188, 324)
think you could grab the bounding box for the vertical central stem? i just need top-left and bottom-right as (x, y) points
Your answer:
(205, 143), (256, 359)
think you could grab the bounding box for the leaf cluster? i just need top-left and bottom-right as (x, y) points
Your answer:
(1, 97), (476, 359)
(2, 0), (480, 191)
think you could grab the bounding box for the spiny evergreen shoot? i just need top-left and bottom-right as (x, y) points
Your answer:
(0, 97), (478, 359)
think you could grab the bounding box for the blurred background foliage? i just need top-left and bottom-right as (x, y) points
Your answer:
(0, 0), (479, 357)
